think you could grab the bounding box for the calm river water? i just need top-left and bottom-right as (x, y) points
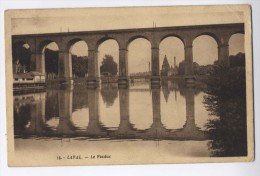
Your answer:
(13, 81), (226, 164)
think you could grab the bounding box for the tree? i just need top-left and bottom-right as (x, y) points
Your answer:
(204, 61), (247, 157)
(100, 55), (118, 76)
(44, 50), (89, 78)
(12, 44), (31, 71)
(72, 55), (88, 78)
(45, 48), (59, 74)
(230, 52), (245, 67)
(178, 60), (185, 75)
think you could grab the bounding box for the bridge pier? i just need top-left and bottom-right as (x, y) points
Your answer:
(218, 37), (230, 65)
(87, 77), (100, 89)
(151, 46), (161, 88)
(58, 50), (74, 86)
(87, 49), (100, 88)
(29, 53), (36, 71)
(184, 41), (195, 86)
(57, 88), (74, 134)
(118, 48), (129, 88)
(118, 88), (131, 133)
(151, 76), (161, 88)
(87, 89), (103, 134)
(28, 93), (46, 134)
(152, 89), (162, 126)
(146, 88), (168, 136)
(33, 52), (46, 75)
(183, 88), (196, 130)
(118, 77), (129, 89)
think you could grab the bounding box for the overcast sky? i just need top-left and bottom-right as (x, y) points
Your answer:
(12, 6), (245, 73)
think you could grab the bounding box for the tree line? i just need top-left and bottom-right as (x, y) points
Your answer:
(177, 52), (245, 75)
(204, 54), (247, 157)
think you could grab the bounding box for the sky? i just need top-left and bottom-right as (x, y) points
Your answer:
(13, 6), (245, 73)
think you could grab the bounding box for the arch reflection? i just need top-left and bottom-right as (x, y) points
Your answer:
(14, 85), (208, 141)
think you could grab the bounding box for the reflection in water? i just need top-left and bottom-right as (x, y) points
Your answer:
(57, 88), (76, 135)
(100, 84), (120, 129)
(130, 90), (153, 130)
(13, 80), (247, 157)
(14, 93), (47, 135)
(100, 84), (118, 107)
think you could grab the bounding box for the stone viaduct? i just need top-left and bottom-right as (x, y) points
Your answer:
(12, 23), (244, 87)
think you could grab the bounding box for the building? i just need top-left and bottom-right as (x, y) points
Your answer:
(161, 55), (170, 76)
(170, 56), (179, 76)
(13, 71), (45, 84)
(13, 60), (26, 74)
(161, 55), (179, 76)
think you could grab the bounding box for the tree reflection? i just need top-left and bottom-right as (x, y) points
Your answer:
(14, 104), (31, 133)
(72, 86), (89, 110)
(204, 60), (247, 157)
(100, 84), (118, 107)
(45, 91), (59, 121)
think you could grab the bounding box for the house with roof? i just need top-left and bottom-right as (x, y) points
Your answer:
(13, 71), (45, 84)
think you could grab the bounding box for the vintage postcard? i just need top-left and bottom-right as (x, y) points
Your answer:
(5, 5), (254, 166)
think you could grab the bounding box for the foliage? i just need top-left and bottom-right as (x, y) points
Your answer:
(178, 61), (201, 75)
(12, 45), (31, 71)
(204, 60), (247, 157)
(100, 55), (118, 76)
(178, 53), (245, 76)
(230, 52), (245, 67)
(44, 49), (88, 78)
(45, 48), (59, 74)
(178, 60), (185, 75)
(100, 88), (118, 107)
(72, 55), (88, 78)
(72, 87), (89, 110)
(45, 91), (59, 121)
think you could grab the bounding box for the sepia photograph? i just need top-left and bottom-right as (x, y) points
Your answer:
(5, 4), (254, 167)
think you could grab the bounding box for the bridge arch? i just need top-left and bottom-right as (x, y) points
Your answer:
(128, 37), (152, 76)
(67, 38), (88, 51)
(13, 40), (31, 47)
(193, 32), (221, 46)
(40, 41), (59, 79)
(229, 30), (244, 40)
(228, 33), (245, 67)
(68, 39), (89, 78)
(38, 40), (59, 54)
(127, 35), (151, 48)
(97, 39), (119, 77)
(159, 36), (185, 76)
(160, 34), (185, 46)
(96, 37), (120, 50)
(228, 33), (245, 54)
(192, 34), (218, 66)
